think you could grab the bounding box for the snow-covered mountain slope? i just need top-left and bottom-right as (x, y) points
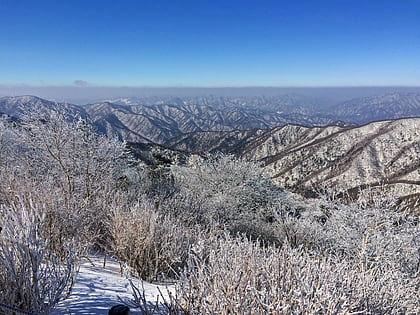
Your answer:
(2, 93), (419, 144)
(0, 95), (88, 121)
(83, 101), (332, 143)
(167, 118), (420, 199)
(333, 93), (420, 124)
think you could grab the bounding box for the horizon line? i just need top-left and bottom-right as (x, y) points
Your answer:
(1, 84), (420, 89)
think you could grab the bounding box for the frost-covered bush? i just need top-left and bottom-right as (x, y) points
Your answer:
(109, 198), (202, 281)
(318, 188), (420, 277)
(0, 197), (76, 314)
(0, 119), (17, 173)
(161, 233), (419, 314)
(169, 154), (284, 240)
(0, 112), (130, 256)
(129, 185), (419, 314)
(268, 187), (419, 279)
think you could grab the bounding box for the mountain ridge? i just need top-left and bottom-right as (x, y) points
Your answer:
(1, 94), (419, 201)
(1, 93), (419, 144)
(167, 117), (420, 199)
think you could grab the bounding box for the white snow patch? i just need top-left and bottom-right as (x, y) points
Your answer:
(53, 255), (174, 315)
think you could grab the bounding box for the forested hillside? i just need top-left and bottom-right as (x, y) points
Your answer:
(1, 92), (419, 144)
(0, 110), (419, 314)
(168, 118), (420, 200)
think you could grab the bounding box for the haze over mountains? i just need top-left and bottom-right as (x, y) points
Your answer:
(83, 99), (335, 144)
(1, 92), (419, 143)
(1, 92), (419, 200)
(333, 93), (420, 124)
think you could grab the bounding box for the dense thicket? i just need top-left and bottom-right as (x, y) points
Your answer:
(0, 113), (418, 314)
(0, 112), (128, 313)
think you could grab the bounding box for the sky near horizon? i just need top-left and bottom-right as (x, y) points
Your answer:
(0, 0), (419, 87)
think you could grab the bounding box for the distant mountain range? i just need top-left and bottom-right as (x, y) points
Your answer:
(73, 92), (420, 149)
(332, 93), (420, 124)
(83, 101), (335, 143)
(0, 95), (88, 121)
(1, 92), (418, 144)
(0, 93), (419, 201)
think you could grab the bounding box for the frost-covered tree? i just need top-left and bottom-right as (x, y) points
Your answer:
(318, 188), (419, 277)
(0, 197), (76, 314)
(169, 154), (286, 240)
(0, 111), (130, 255)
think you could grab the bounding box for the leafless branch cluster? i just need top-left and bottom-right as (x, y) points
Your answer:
(129, 224), (418, 314)
(0, 197), (76, 315)
(128, 158), (419, 314)
(109, 199), (202, 282)
(172, 231), (418, 314)
(0, 113), (128, 313)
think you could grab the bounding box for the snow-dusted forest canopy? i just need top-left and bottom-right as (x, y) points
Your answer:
(0, 112), (419, 314)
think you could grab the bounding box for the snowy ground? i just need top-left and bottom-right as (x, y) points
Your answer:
(52, 254), (174, 315)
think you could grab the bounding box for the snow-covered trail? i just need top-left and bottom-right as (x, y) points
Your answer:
(52, 255), (173, 315)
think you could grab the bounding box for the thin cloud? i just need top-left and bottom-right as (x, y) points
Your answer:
(74, 80), (89, 87)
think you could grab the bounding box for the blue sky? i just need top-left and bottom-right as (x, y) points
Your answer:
(0, 0), (419, 87)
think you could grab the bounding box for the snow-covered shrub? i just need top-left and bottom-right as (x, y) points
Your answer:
(0, 197), (76, 314)
(128, 185), (419, 314)
(317, 188), (419, 277)
(169, 154), (284, 241)
(109, 199), (202, 281)
(170, 233), (418, 314)
(0, 119), (17, 174)
(268, 186), (419, 278)
(0, 112), (130, 256)
(268, 187), (419, 276)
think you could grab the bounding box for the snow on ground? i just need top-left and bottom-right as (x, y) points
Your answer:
(52, 254), (174, 315)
